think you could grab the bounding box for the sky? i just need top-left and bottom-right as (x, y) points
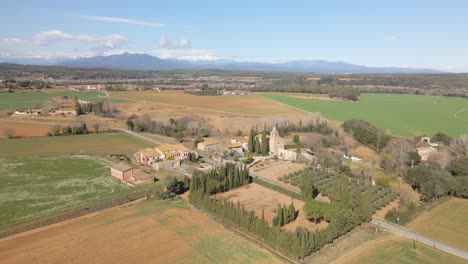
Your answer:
(1, 0), (467, 72)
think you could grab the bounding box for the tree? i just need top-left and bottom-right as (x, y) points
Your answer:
(174, 131), (184, 142)
(407, 151), (421, 167)
(293, 134), (300, 145)
(254, 138), (261, 154)
(126, 118), (134, 131)
(50, 125), (61, 136)
(93, 123), (100, 134)
(248, 128), (255, 153)
(260, 127), (268, 155)
(450, 157), (468, 176)
(385, 138), (413, 174)
(2, 128), (15, 139)
(449, 135), (468, 160)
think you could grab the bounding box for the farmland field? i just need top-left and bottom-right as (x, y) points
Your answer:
(0, 133), (153, 157)
(0, 200), (281, 264)
(0, 121), (50, 138)
(110, 90), (304, 116)
(0, 155), (153, 231)
(217, 183), (327, 231)
(407, 197), (468, 251)
(331, 234), (467, 264)
(0, 90), (126, 110)
(265, 93), (468, 137)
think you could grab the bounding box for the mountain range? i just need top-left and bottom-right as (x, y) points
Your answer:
(0, 53), (442, 74)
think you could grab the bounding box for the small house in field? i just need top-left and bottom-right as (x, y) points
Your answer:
(110, 163), (154, 185)
(111, 163), (133, 180)
(416, 146), (437, 163)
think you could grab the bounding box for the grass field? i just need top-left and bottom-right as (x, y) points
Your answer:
(0, 155), (156, 231)
(332, 234), (467, 264)
(265, 93), (468, 137)
(0, 200), (281, 264)
(0, 90), (126, 110)
(407, 198), (468, 251)
(0, 133), (154, 157)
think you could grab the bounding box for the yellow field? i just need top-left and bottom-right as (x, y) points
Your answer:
(0, 200), (281, 264)
(110, 90), (309, 133)
(407, 197), (468, 251)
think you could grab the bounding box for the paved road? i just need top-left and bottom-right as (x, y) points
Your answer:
(371, 217), (468, 260)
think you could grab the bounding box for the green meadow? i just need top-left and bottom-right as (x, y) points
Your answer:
(265, 93), (468, 137)
(0, 155), (158, 231)
(0, 91), (127, 110)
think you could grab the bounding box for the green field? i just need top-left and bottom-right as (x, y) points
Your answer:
(0, 133), (153, 157)
(0, 155), (158, 231)
(407, 198), (468, 251)
(344, 236), (467, 264)
(0, 91), (127, 110)
(265, 93), (468, 137)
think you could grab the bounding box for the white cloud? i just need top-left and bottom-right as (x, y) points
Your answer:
(82, 15), (163, 27)
(384, 34), (400, 41)
(158, 35), (191, 49)
(154, 49), (219, 61)
(0, 30), (128, 53)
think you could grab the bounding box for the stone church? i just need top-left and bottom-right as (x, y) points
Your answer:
(269, 126), (297, 161)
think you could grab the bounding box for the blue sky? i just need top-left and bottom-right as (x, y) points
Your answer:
(1, 0), (467, 71)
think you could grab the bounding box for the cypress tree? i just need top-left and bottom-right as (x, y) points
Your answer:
(261, 126), (268, 155)
(248, 128), (255, 152)
(255, 138), (261, 154)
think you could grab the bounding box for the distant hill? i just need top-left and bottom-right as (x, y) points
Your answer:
(0, 53), (442, 74)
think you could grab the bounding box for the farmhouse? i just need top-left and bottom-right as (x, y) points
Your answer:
(110, 163), (154, 185)
(137, 148), (162, 166)
(226, 142), (244, 154)
(269, 126), (297, 161)
(416, 146), (437, 163)
(231, 137), (249, 151)
(137, 144), (195, 166)
(14, 109), (42, 116)
(197, 138), (223, 152)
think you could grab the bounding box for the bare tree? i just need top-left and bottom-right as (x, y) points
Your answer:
(429, 148), (451, 170)
(449, 134), (468, 160)
(385, 138), (413, 175)
(2, 128), (16, 139)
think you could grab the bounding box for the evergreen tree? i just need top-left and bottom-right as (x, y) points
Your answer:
(248, 128), (255, 153)
(261, 126), (268, 154)
(255, 138), (261, 154)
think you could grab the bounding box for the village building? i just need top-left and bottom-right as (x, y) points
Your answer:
(137, 144), (195, 167)
(110, 163), (154, 185)
(416, 146), (437, 163)
(269, 126), (297, 161)
(231, 137), (249, 151)
(197, 138), (224, 152)
(226, 142), (244, 154)
(14, 109), (42, 116)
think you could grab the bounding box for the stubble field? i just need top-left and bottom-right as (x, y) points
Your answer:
(0, 200), (281, 264)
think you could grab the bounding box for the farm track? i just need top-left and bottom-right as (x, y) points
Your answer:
(371, 217), (468, 260)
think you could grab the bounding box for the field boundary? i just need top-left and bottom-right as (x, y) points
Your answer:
(251, 176), (305, 201)
(0, 190), (152, 239)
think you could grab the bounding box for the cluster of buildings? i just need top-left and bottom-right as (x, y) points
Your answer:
(197, 126), (297, 161)
(135, 144), (197, 170)
(12, 97), (88, 117)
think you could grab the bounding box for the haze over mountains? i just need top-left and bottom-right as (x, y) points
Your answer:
(0, 53), (442, 74)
